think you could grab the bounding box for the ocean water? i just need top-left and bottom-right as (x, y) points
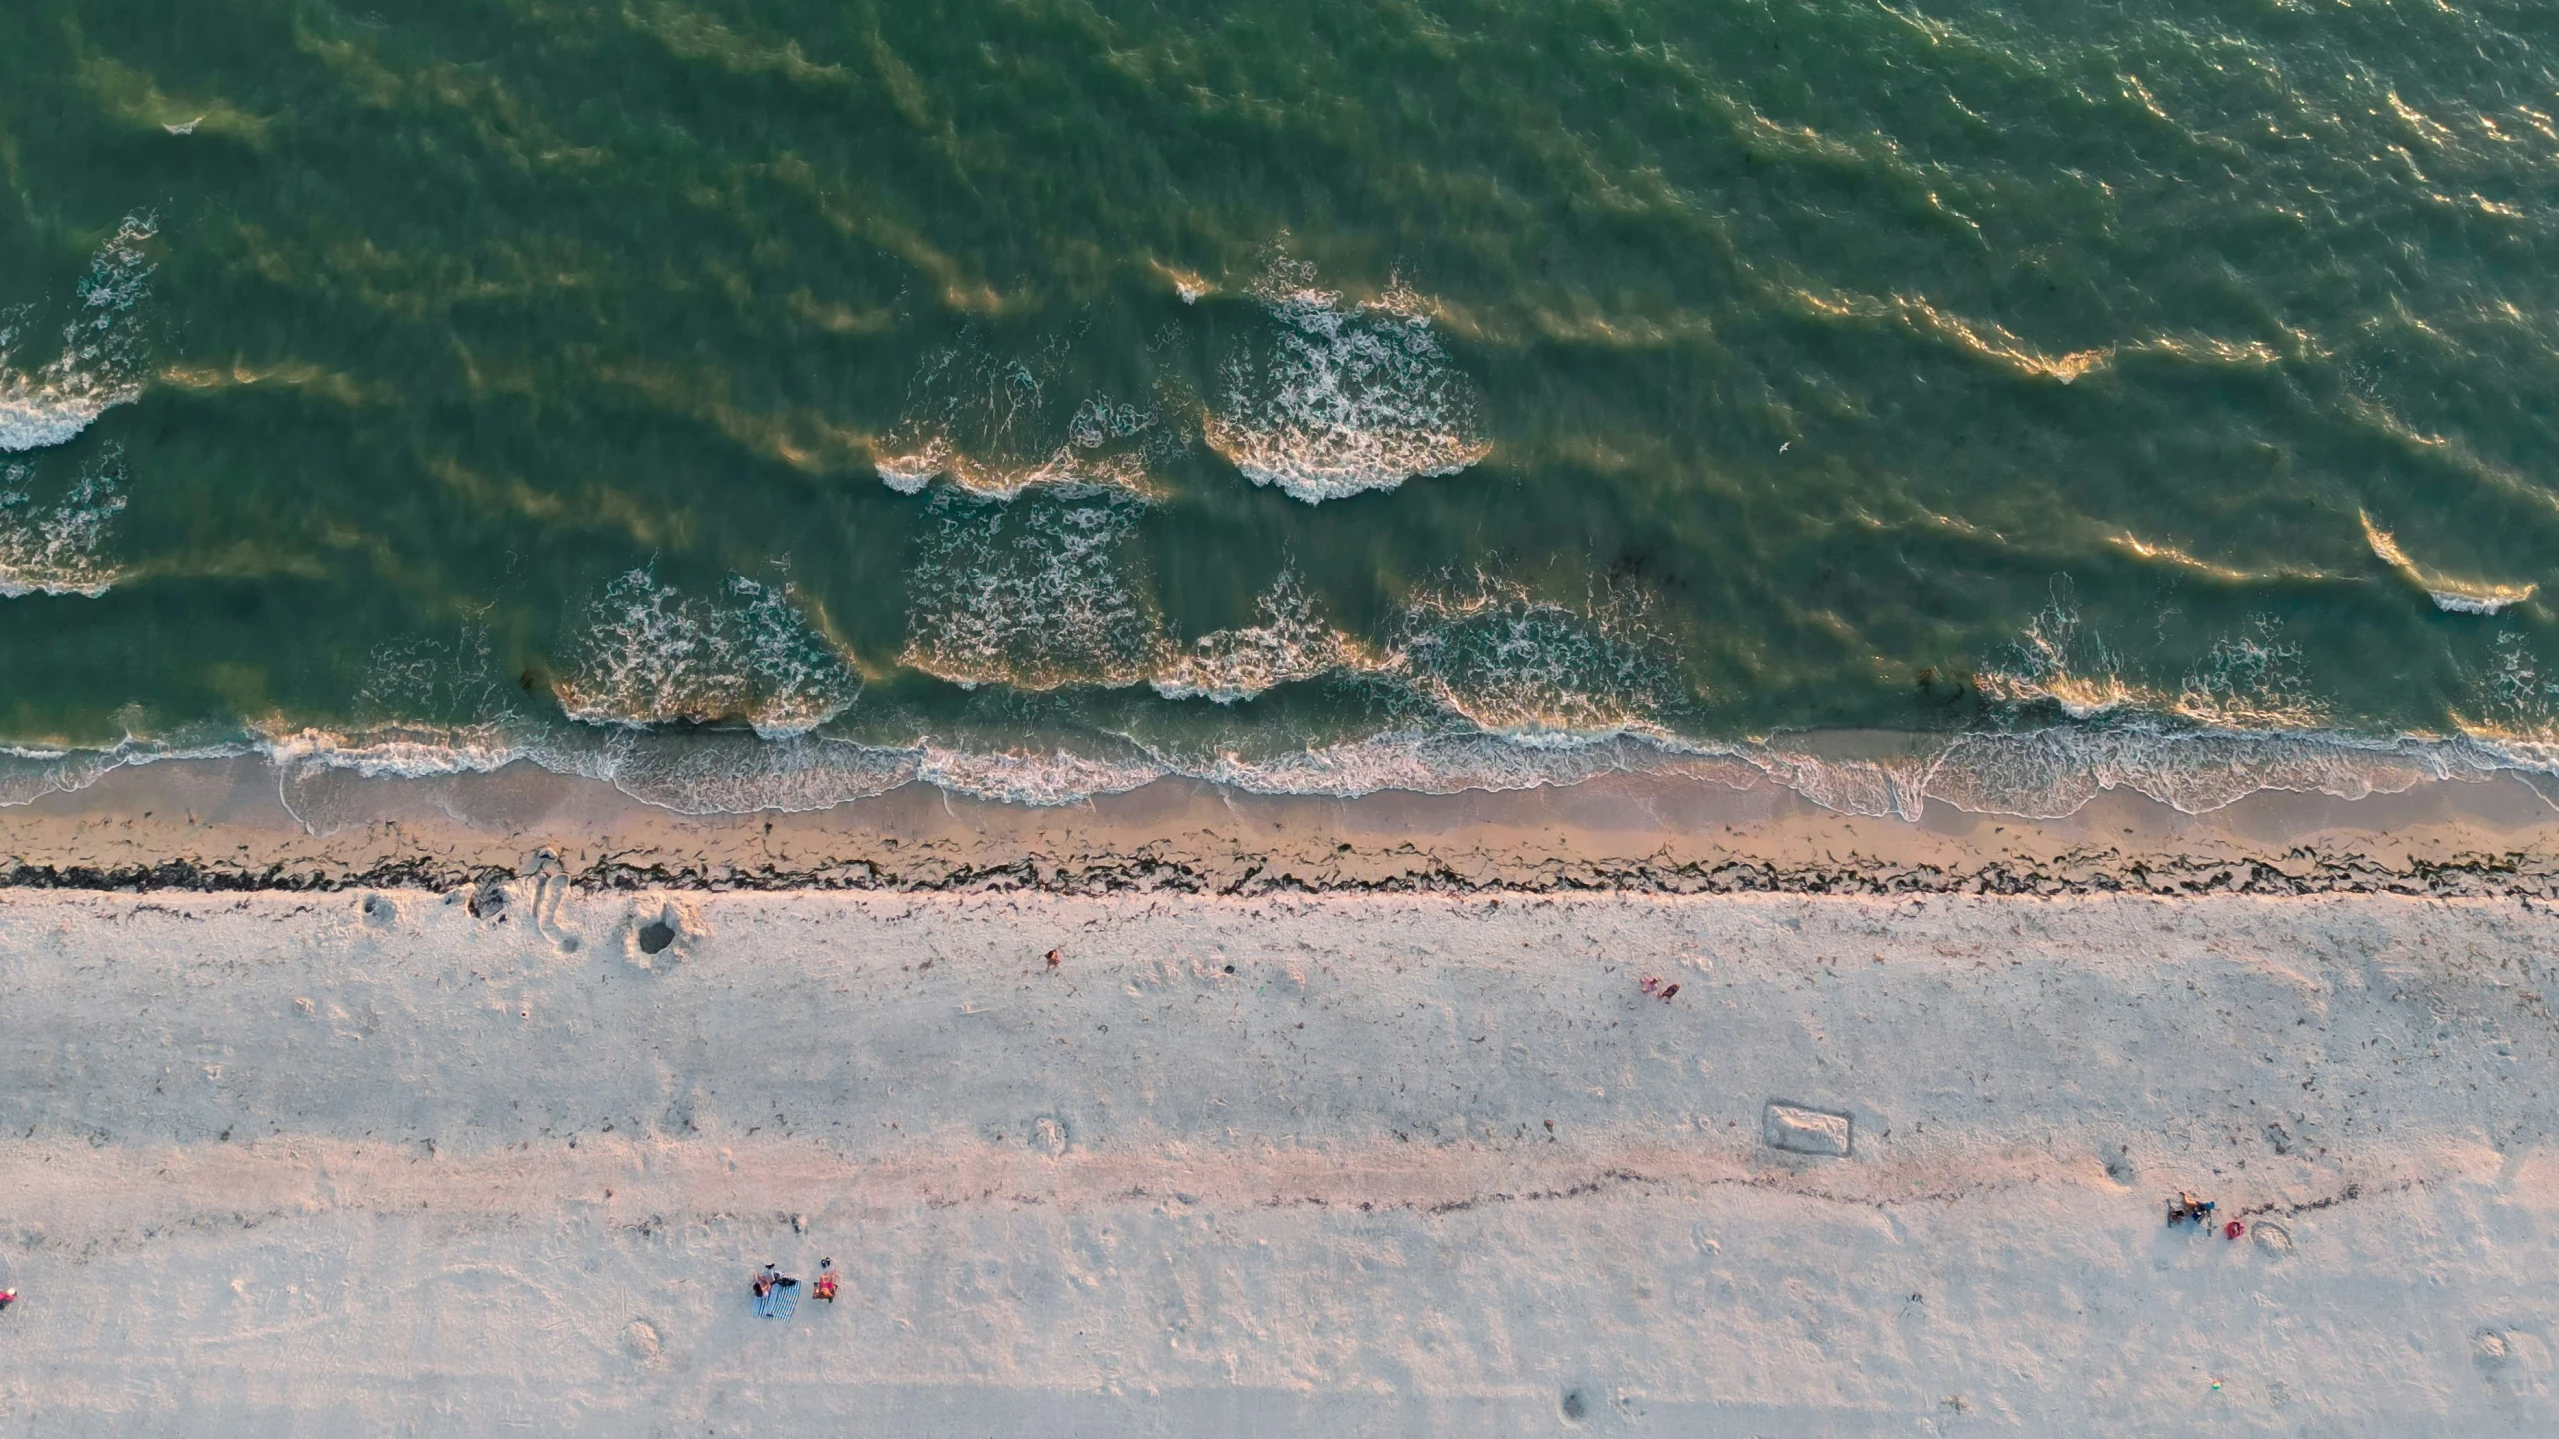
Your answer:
(5, 0), (2559, 816)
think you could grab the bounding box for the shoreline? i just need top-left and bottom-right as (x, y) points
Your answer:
(4, 752), (2559, 897)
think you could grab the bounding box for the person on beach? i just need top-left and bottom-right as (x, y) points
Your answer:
(814, 1260), (840, 1303)
(0, 1287), (15, 1311)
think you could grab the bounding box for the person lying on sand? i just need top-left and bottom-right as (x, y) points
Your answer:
(0, 1287), (15, 1311)
(754, 1264), (791, 1317)
(814, 1261), (840, 1303)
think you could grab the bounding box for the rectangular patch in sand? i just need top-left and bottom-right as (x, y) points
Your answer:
(1764, 1101), (1853, 1157)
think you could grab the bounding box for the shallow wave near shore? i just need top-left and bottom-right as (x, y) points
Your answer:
(2, 712), (2551, 828)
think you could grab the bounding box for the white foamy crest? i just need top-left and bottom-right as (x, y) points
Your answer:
(2174, 616), (2324, 730)
(558, 567), (857, 736)
(2454, 630), (2559, 755)
(1154, 568), (1356, 702)
(1206, 257), (1490, 502)
(2361, 511), (2535, 615)
(1977, 583), (2146, 717)
(902, 489), (1169, 689)
(1385, 578), (1679, 738)
(353, 625), (523, 729)
(875, 334), (1177, 498)
(0, 215), (159, 453)
(0, 445), (130, 598)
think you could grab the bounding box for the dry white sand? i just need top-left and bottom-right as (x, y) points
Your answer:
(2, 887), (2556, 1436)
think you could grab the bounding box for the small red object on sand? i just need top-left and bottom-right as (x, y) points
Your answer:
(1659, 983), (1680, 1001)
(1045, 949), (1061, 968)
(0, 1288), (15, 1309)
(2224, 1221), (2245, 1240)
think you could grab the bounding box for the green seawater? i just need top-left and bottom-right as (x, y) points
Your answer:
(4, 0), (2558, 812)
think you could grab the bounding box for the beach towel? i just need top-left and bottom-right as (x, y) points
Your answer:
(769, 1279), (801, 1320)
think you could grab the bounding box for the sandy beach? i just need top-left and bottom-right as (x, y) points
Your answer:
(4, 771), (2559, 1435)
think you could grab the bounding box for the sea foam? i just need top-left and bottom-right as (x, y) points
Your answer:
(1154, 569), (1355, 703)
(1206, 258), (1490, 503)
(556, 567), (858, 736)
(2361, 511), (2535, 615)
(0, 445), (130, 598)
(0, 215), (158, 454)
(901, 488), (1169, 689)
(3, 715), (2529, 829)
(1384, 579), (1678, 739)
(875, 334), (1178, 498)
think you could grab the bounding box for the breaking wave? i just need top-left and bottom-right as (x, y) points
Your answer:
(901, 488), (1169, 689)
(903, 517), (1677, 737)
(2361, 511), (2536, 615)
(1383, 578), (1679, 738)
(0, 444), (130, 598)
(14, 557), (2555, 827)
(1979, 585), (2325, 731)
(1154, 568), (1355, 703)
(1977, 583), (2143, 717)
(875, 332), (1182, 498)
(0, 215), (158, 454)
(4, 714), (2543, 827)
(556, 566), (858, 736)
(1205, 256), (1491, 503)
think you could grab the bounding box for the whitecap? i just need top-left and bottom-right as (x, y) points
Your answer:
(2429, 590), (2524, 615)
(1206, 258), (1490, 502)
(556, 566), (858, 736)
(2361, 511), (2535, 615)
(1976, 583), (2149, 717)
(0, 215), (159, 454)
(1154, 568), (1355, 703)
(875, 334), (1177, 498)
(2174, 616), (2324, 730)
(1383, 578), (1678, 738)
(901, 489), (1168, 689)
(0, 445), (130, 598)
